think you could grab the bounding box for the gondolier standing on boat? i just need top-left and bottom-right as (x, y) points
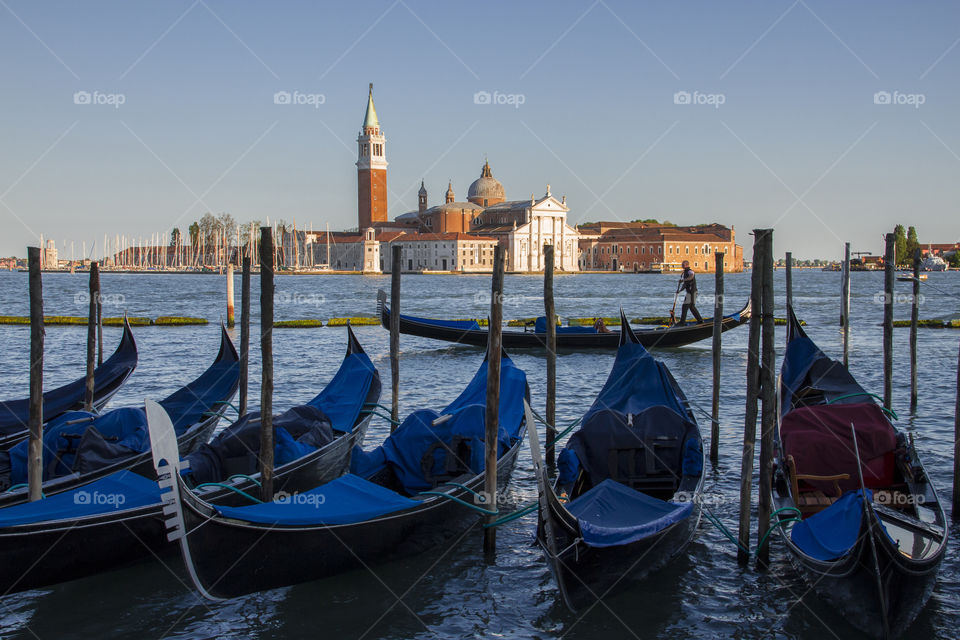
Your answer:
(678, 261), (703, 324)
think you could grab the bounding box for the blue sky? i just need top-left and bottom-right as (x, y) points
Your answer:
(1, 0), (957, 259)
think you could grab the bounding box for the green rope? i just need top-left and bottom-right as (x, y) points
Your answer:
(212, 400), (239, 416)
(417, 490), (498, 515)
(482, 502), (537, 528)
(193, 482), (263, 504)
(757, 516), (802, 553)
(363, 402), (394, 414)
(227, 474), (261, 487)
(360, 409), (402, 425)
(5, 483), (44, 497)
(701, 504), (805, 558)
(826, 393), (899, 420)
(702, 507), (749, 556)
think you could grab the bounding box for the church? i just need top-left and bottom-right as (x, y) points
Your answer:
(352, 84), (581, 273)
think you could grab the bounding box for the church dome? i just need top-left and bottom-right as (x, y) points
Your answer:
(467, 160), (505, 206)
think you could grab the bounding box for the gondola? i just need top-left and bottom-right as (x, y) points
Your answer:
(377, 289), (749, 350)
(0, 328), (381, 596)
(772, 306), (947, 639)
(0, 319), (138, 450)
(149, 349), (529, 600)
(0, 324), (239, 508)
(531, 312), (704, 611)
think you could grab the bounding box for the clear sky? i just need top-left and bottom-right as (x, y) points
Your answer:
(1, 0), (957, 260)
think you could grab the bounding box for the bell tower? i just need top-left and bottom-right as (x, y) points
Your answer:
(418, 180), (428, 213)
(357, 83), (388, 229)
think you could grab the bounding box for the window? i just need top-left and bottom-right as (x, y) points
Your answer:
(685, 246), (690, 255)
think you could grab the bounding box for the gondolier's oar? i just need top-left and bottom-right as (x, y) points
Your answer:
(669, 279), (682, 326)
(851, 421), (891, 640)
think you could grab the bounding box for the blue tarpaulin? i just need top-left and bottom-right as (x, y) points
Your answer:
(402, 313), (480, 331)
(214, 473), (419, 525)
(791, 489), (871, 561)
(0, 470), (160, 528)
(566, 478), (693, 548)
(304, 350), (378, 432)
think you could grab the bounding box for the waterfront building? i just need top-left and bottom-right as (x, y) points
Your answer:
(577, 222), (744, 272)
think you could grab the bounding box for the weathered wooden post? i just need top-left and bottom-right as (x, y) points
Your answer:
(710, 251), (724, 465)
(27, 247), (44, 502)
(484, 245), (505, 554)
(842, 242), (851, 367)
(239, 256), (251, 416)
(883, 233), (895, 411)
(226, 263), (235, 328)
(757, 230), (776, 565)
(390, 245), (402, 428)
(259, 227), (275, 501)
(737, 232), (764, 565)
(910, 249), (921, 413)
(953, 339), (960, 519)
(93, 263), (103, 366)
(785, 251), (793, 308)
(544, 244), (557, 466)
(84, 261), (98, 411)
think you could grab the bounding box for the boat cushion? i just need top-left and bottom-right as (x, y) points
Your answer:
(791, 489), (871, 561)
(566, 478), (693, 548)
(781, 403), (897, 494)
(214, 473), (419, 525)
(184, 406), (335, 485)
(0, 470), (160, 528)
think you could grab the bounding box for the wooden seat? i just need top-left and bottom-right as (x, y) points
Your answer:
(786, 455), (850, 515)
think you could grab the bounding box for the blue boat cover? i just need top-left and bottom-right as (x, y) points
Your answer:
(791, 489), (870, 561)
(0, 326), (137, 436)
(566, 478), (693, 548)
(583, 343), (688, 424)
(533, 317), (597, 334)
(402, 313), (480, 331)
(304, 349), (378, 432)
(0, 470), (160, 528)
(780, 335), (865, 416)
(352, 354), (529, 494)
(214, 473), (419, 525)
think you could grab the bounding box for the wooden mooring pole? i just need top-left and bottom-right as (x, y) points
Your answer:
(883, 233), (895, 411)
(544, 244), (557, 467)
(842, 242), (851, 368)
(226, 263), (235, 328)
(757, 230), (776, 565)
(710, 251), (724, 465)
(259, 227), (275, 501)
(93, 263), (103, 366)
(953, 338), (960, 520)
(484, 245), (505, 554)
(737, 232), (764, 565)
(84, 261), (98, 411)
(239, 256), (251, 417)
(785, 251), (793, 308)
(27, 246), (44, 502)
(390, 245), (402, 428)
(910, 249), (921, 413)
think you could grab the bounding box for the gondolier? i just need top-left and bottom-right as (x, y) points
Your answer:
(678, 261), (703, 324)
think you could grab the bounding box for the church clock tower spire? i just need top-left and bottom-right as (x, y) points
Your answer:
(357, 83), (388, 230)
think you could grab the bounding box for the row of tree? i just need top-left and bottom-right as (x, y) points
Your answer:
(892, 225), (922, 266)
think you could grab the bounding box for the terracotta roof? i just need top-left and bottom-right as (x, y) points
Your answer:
(388, 232), (498, 242)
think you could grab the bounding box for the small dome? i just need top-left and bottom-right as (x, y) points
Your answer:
(467, 161), (505, 205)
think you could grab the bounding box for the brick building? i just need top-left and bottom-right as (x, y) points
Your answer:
(577, 222), (743, 272)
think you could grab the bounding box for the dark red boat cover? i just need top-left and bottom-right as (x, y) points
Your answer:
(781, 402), (897, 494)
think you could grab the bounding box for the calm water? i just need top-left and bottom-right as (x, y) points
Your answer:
(0, 269), (958, 640)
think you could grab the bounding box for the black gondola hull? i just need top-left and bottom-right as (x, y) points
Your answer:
(379, 303), (750, 350)
(177, 433), (524, 599)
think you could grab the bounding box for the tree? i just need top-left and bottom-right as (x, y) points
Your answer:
(948, 251), (960, 269)
(170, 228), (181, 247)
(893, 224), (907, 266)
(188, 222), (200, 247)
(905, 226), (920, 263)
